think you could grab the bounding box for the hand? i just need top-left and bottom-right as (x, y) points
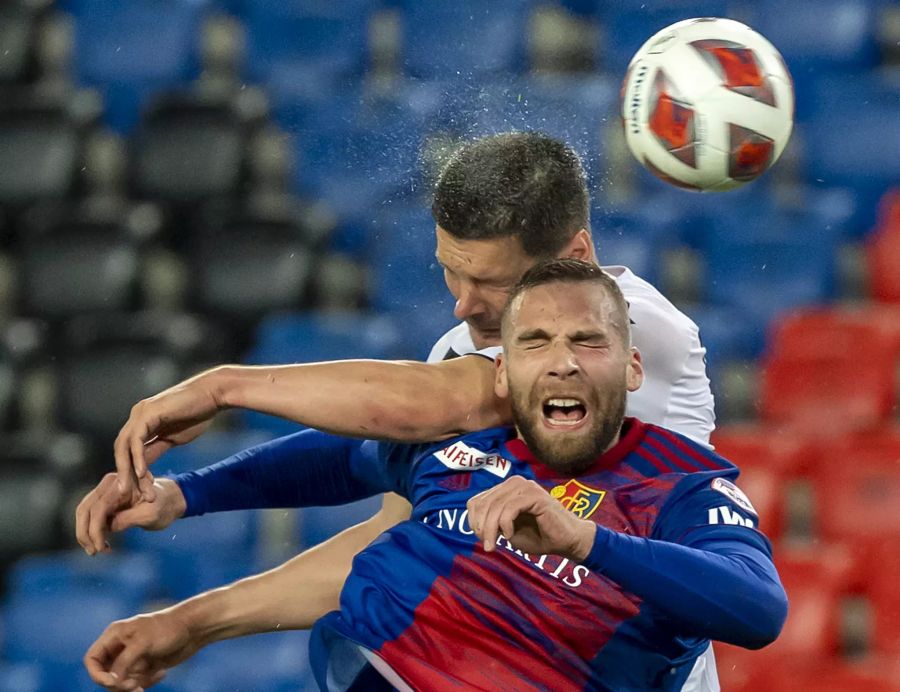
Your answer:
(115, 372), (222, 501)
(75, 474), (187, 556)
(84, 609), (202, 691)
(466, 476), (597, 562)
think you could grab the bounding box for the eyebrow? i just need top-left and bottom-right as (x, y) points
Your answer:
(515, 328), (552, 342)
(515, 328), (610, 342)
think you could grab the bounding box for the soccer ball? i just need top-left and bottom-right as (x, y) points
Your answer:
(620, 17), (794, 192)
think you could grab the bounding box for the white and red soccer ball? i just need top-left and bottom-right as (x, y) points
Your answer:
(621, 17), (794, 192)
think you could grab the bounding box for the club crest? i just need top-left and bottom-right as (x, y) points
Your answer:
(550, 480), (606, 519)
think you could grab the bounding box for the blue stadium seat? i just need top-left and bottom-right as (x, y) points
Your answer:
(0, 663), (44, 692)
(594, 2), (730, 73)
(298, 496), (383, 548)
(399, 0), (531, 79)
(293, 122), (425, 223)
(755, 0), (881, 73)
(803, 105), (900, 234)
(3, 588), (136, 667)
(242, 0), (376, 83)
(7, 550), (162, 606)
(174, 630), (313, 692)
(69, 0), (205, 132)
(703, 231), (836, 326)
(459, 75), (617, 181)
(367, 205), (455, 359)
(121, 512), (261, 600)
(684, 303), (767, 366)
(241, 311), (405, 434)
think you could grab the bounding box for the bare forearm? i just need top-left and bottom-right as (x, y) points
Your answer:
(208, 358), (507, 442)
(178, 516), (386, 644)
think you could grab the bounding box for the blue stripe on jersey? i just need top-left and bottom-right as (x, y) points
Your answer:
(645, 429), (729, 473)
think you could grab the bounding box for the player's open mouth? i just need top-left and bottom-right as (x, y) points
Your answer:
(541, 398), (588, 429)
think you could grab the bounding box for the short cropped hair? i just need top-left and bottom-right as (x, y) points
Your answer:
(501, 258), (631, 347)
(432, 132), (590, 258)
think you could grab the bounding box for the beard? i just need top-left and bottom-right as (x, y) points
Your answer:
(509, 380), (627, 476)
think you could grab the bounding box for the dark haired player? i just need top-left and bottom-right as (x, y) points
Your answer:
(86, 260), (785, 691)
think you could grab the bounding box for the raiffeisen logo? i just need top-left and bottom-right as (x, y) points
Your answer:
(434, 441), (512, 478)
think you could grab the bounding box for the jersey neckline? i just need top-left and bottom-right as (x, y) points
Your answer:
(503, 417), (649, 479)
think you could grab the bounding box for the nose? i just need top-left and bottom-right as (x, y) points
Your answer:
(546, 342), (580, 379)
(453, 283), (486, 321)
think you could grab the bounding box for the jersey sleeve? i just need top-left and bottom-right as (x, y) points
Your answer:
(175, 430), (415, 516)
(652, 470), (765, 549)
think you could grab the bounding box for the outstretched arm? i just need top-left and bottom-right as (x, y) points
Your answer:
(77, 428), (405, 555)
(118, 355), (506, 499)
(84, 495), (411, 691)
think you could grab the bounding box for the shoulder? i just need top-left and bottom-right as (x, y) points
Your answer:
(604, 266), (700, 345)
(427, 322), (475, 363)
(638, 423), (737, 479)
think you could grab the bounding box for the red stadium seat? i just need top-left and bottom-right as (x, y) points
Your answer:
(861, 538), (900, 655)
(812, 430), (900, 548)
(868, 188), (900, 303)
(760, 315), (897, 435)
(770, 542), (856, 658)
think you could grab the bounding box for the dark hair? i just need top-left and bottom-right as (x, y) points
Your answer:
(432, 132), (590, 258)
(502, 258), (630, 346)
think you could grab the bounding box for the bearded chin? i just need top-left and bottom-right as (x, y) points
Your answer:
(510, 387), (627, 476)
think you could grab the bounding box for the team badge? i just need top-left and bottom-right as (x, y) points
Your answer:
(550, 480), (606, 519)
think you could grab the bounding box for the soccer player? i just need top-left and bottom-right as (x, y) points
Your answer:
(76, 132), (715, 662)
(84, 260), (786, 692)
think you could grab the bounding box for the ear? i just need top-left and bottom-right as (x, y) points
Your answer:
(626, 347), (644, 392)
(557, 229), (595, 262)
(494, 353), (509, 399)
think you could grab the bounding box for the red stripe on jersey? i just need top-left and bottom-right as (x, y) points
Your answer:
(634, 443), (684, 474)
(651, 427), (729, 471)
(378, 543), (641, 690)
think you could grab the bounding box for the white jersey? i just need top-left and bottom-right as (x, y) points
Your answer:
(427, 265), (716, 447)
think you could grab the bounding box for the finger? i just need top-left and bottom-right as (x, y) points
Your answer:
(478, 493), (514, 552)
(76, 485), (103, 554)
(109, 637), (149, 682)
(131, 430), (149, 483)
(87, 493), (115, 555)
(137, 470), (156, 504)
(114, 428), (137, 496)
(466, 485), (502, 537)
(110, 504), (152, 533)
(84, 632), (124, 686)
(142, 438), (173, 467)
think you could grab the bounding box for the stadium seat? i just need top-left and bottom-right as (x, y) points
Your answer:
(0, 4), (46, 89)
(755, 0), (881, 71)
(462, 75), (618, 180)
(121, 511), (261, 600)
(7, 549), (161, 604)
(0, 103), (81, 209)
(367, 204), (455, 359)
(812, 430), (900, 547)
(861, 537), (900, 656)
(131, 95), (253, 207)
(399, 0), (530, 79)
(21, 222), (140, 319)
(0, 468), (61, 561)
(804, 105), (900, 230)
(175, 630), (313, 692)
(190, 227), (314, 324)
(297, 495), (382, 548)
(0, 663), (44, 692)
(243, 0), (375, 84)
(70, 0), (204, 132)
(868, 189), (900, 303)
(759, 317), (896, 434)
(593, 2), (730, 73)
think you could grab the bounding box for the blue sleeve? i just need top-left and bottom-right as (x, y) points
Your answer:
(173, 430), (412, 517)
(581, 472), (787, 649)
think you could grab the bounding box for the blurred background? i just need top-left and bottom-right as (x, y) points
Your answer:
(0, 0), (898, 689)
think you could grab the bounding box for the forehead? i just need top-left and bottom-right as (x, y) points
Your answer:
(509, 281), (617, 334)
(434, 226), (534, 280)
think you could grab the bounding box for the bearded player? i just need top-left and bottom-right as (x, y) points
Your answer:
(85, 260), (786, 691)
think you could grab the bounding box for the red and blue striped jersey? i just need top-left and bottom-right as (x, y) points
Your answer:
(309, 418), (778, 691)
